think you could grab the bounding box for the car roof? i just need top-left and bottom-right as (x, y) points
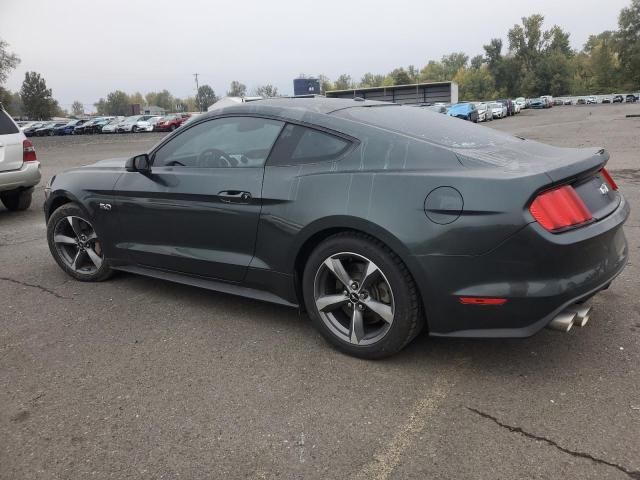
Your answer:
(206, 97), (391, 117)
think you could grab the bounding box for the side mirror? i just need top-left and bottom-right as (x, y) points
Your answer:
(126, 154), (151, 174)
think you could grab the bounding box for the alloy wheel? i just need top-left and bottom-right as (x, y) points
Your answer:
(314, 252), (394, 346)
(52, 216), (103, 274)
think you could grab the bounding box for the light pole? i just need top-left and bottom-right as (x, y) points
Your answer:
(193, 73), (200, 112)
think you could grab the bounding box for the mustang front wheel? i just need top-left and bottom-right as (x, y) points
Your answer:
(47, 203), (113, 281)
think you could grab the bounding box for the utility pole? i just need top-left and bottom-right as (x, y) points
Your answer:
(193, 73), (200, 112)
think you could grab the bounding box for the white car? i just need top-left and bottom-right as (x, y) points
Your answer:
(135, 116), (163, 132)
(101, 118), (122, 133)
(513, 102), (521, 114)
(0, 106), (41, 211)
(114, 115), (154, 133)
(541, 95), (554, 106)
(587, 95), (598, 104)
(474, 102), (493, 122)
(515, 97), (526, 109)
(489, 102), (507, 118)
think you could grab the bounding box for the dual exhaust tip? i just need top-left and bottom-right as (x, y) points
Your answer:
(547, 305), (592, 332)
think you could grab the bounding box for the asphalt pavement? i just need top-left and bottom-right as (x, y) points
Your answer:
(1, 105), (639, 479)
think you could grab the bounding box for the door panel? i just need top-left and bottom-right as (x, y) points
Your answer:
(109, 116), (285, 282)
(112, 166), (264, 282)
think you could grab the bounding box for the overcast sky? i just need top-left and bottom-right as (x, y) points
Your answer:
(0, 0), (631, 111)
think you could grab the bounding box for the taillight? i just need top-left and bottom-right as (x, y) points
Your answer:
(529, 185), (592, 232)
(23, 139), (37, 162)
(601, 168), (618, 190)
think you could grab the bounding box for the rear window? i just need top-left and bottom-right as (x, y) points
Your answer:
(333, 105), (520, 149)
(0, 110), (19, 135)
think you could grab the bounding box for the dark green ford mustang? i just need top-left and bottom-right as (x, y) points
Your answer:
(44, 98), (629, 358)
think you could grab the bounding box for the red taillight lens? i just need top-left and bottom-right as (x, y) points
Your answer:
(529, 185), (592, 232)
(601, 168), (618, 190)
(23, 139), (37, 162)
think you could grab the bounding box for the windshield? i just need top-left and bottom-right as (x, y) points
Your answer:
(124, 116), (140, 123)
(490, 103), (502, 108)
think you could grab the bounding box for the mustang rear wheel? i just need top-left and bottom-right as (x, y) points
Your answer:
(303, 233), (423, 358)
(47, 203), (113, 282)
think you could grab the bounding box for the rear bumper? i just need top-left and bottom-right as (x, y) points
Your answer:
(0, 161), (41, 193)
(415, 195), (630, 337)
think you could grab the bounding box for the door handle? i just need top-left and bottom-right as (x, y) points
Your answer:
(218, 190), (252, 203)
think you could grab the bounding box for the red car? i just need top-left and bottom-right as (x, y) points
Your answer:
(154, 114), (190, 132)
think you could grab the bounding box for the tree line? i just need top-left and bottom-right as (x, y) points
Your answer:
(1, 1), (639, 119)
(318, 3), (640, 100)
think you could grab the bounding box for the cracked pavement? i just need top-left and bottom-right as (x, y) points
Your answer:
(1, 105), (639, 479)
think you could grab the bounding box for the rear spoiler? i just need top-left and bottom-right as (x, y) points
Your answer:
(545, 149), (608, 184)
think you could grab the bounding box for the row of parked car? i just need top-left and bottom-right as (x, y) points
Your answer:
(424, 90), (640, 124)
(18, 113), (192, 137)
(423, 97), (525, 123)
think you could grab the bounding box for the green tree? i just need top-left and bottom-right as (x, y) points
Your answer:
(0, 38), (20, 85)
(146, 90), (174, 110)
(389, 68), (412, 85)
(227, 81), (246, 97)
(505, 15), (574, 96)
(583, 32), (620, 92)
(618, 0), (640, 86)
(71, 101), (84, 117)
(129, 91), (145, 106)
(104, 90), (130, 115)
(253, 84), (278, 97)
(419, 60), (447, 81)
(470, 55), (484, 70)
(0, 89), (23, 116)
(197, 84), (218, 109)
(419, 53), (468, 82)
(359, 72), (386, 87)
(94, 98), (108, 115)
(20, 72), (57, 120)
(318, 74), (333, 94)
(333, 74), (354, 90)
(441, 52), (469, 78)
(455, 67), (497, 100)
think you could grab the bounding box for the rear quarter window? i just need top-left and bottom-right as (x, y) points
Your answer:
(268, 124), (351, 166)
(0, 110), (19, 135)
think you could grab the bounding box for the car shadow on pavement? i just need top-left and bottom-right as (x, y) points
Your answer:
(111, 271), (618, 383)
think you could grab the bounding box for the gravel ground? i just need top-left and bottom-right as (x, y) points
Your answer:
(1, 106), (639, 480)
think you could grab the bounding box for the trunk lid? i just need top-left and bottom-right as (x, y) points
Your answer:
(456, 141), (619, 224)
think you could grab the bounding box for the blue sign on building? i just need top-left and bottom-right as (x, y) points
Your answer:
(293, 78), (321, 96)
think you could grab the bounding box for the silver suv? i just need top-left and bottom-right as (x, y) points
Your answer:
(0, 106), (41, 211)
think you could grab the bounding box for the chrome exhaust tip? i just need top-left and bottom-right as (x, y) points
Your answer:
(547, 311), (577, 332)
(567, 305), (592, 327)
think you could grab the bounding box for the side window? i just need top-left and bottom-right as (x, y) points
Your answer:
(152, 116), (284, 168)
(268, 124), (351, 166)
(0, 110), (19, 135)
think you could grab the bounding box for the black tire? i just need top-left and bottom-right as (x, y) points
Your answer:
(46, 203), (114, 282)
(303, 232), (424, 359)
(1, 189), (32, 211)
(132, 126), (138, 133)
